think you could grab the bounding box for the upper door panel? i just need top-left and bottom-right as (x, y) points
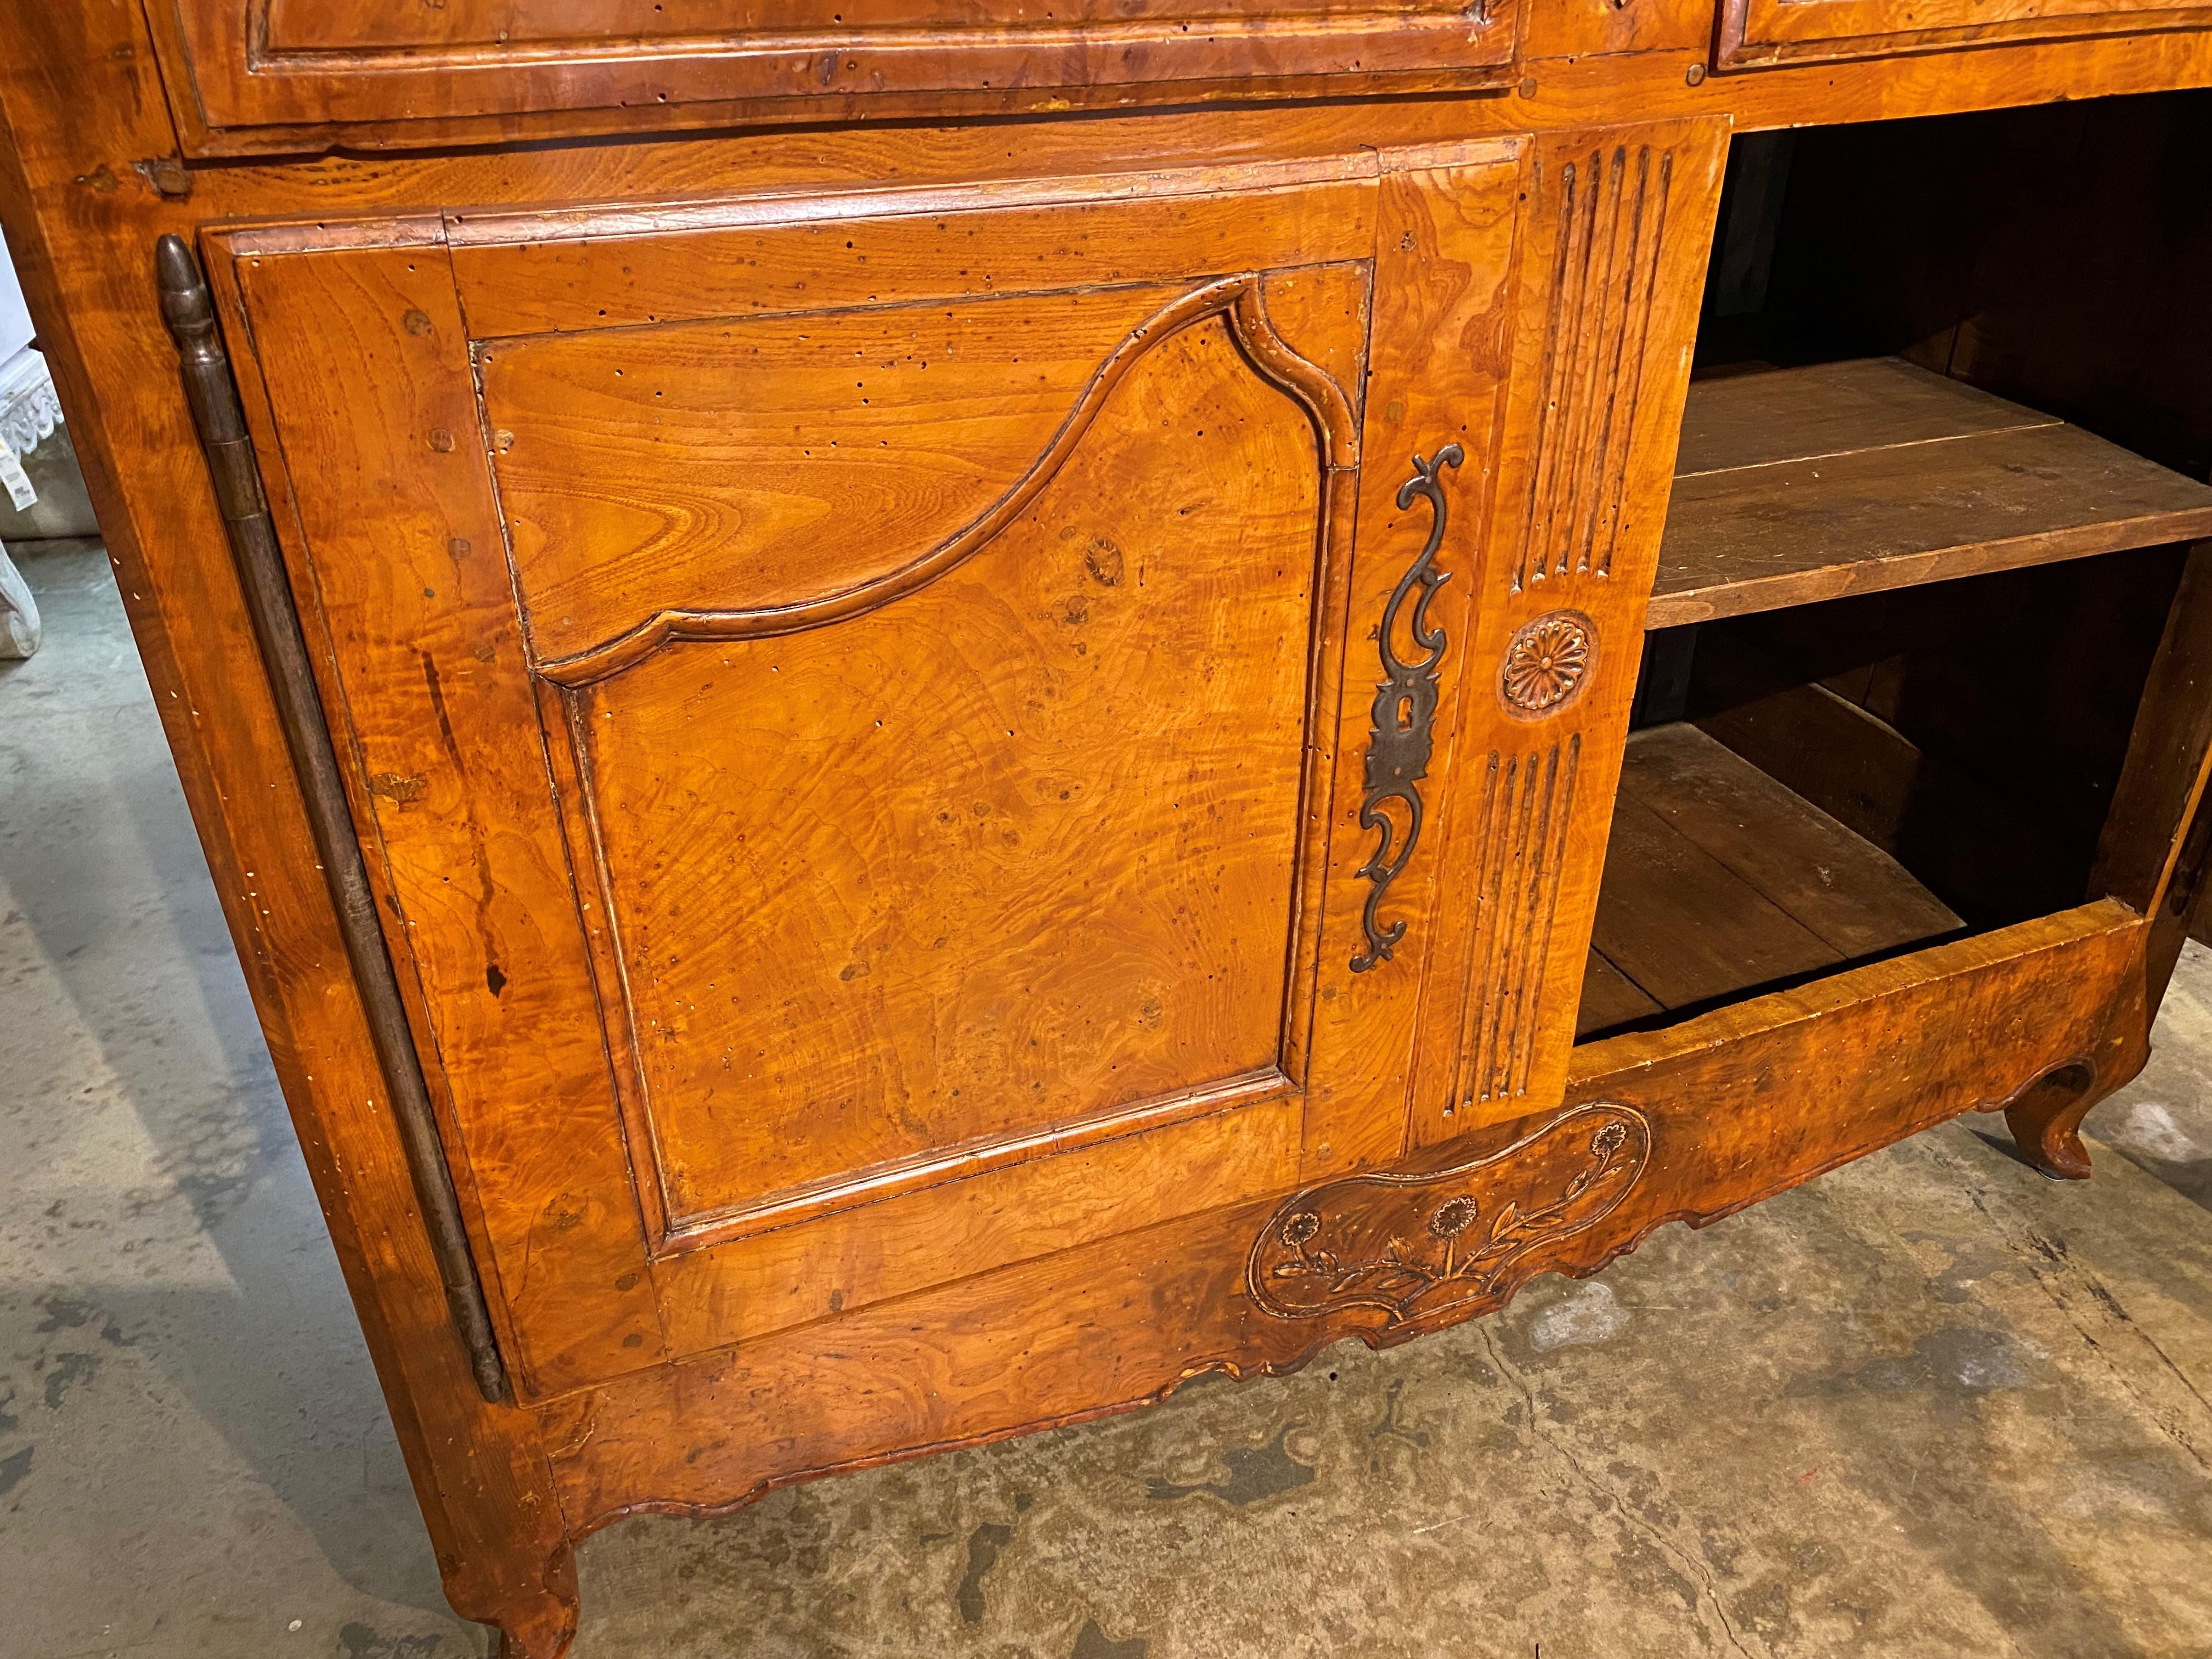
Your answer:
(155, 0), (1522, 151)
(1717, 0), (2212, 67)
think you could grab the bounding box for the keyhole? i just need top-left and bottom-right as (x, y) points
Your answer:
(1397, 696), (1415, 733)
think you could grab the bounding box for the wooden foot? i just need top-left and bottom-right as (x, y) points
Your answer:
(476, 1541), (580, 1659)
(2001, 1058), (2102, 1181)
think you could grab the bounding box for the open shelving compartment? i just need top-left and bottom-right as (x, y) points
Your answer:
(1577, 89), (2212, 1044)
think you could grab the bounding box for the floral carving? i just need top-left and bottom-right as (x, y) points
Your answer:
(1248, 1105), (1650, 1324)
(1500, 611), (1594, 716)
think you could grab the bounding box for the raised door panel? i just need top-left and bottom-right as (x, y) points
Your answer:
(1717, 0), (2212, 67)
(212, 161), (1508, 1397)
(159, 0), (1522, 143)
(524, 290), (1327, 1243)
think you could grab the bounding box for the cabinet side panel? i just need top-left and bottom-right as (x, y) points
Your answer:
(0, 8), (581, 1646)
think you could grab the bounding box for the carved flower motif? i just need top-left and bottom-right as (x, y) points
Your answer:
(1501, 613), (1593, 714)
(1280, 1211), (1323, 1248)
(1426, 1194), (1480, 1239)
(1591, 1122), (1627, 1159)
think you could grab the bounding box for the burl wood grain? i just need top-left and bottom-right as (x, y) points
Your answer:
(1288, 145), (1527, 1181)
(560, 310), (1322, 1238)
(227, 243), (671, 1400)
(537, 900), (2143, 1537)
(218, 170), (1413, 1406)
(1719, 0), (2212, 69)
(159, 0), (1522, 140)
(1405, 120), (1729, 1144)
(18, 3), (2212, 1650)
(483, 283), (1192, 666)
(107, 0), (2212, 156)
(444, 170), (1378, 339)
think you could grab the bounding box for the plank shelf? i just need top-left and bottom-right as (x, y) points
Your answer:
(1647, 357), (2212, 630)
(1576, 723), (1966, 1040)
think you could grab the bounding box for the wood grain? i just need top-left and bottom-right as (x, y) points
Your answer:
(566, 308), (1325, 1237)
(1580, 724), (1964, 1029)
(1291, 148), (1526, 1178)
(2093, 542), (2212, 916)
(444, 170), (1384, 339)
(215, 172), (1412, 1432)
(653, 1093), (1302, 1352)
(1618, 723), (1963, 960)
(1574, 947), (1663, 1037)
(1649, 358), (2212, 629)
(226, 242), (670, 1400)
(12, 5), (2212, 1651)
(1719, 0), (2212, 70)
(1683, 551), (2187, 933)
(1591, 791), (1841, 1010)
(2090, 541), (2212, 1018)
(159, 0), (1523, 139)
(538, 899), (2143, 1534)
(1409, 118), (1729, 1143)
(483, 282), (1190, 665)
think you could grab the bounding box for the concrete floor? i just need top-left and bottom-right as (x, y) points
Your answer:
(3, 535), (2211, 1658)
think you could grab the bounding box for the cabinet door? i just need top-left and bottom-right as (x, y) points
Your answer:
(1717, 0), (2212, 67)
(213, 154), (1522, 1397)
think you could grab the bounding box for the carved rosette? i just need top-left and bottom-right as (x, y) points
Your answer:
(1499, 611), (1594, 717)
(1248, 1103), (1650, 1323)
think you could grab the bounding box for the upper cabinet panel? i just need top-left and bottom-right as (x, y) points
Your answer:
(156, 0), (1521, 151)
(1717, 0), (2212, 67)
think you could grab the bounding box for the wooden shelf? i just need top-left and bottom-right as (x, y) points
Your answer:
(1576, 723), (1966, 1039)
(1646, 358), (2212, 630)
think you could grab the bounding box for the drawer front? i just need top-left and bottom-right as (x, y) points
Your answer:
(160, 0), (1520, 144)
(211, 151), (1541, 1398)
(1718, 0), (2212, 67)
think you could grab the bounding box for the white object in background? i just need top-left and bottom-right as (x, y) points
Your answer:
(0, 220), (49, 657)
(0, 349), (55, 656)
(0, 542), (37, 658)
(0, 227), (32, 363)
(0, 343), (61, 506)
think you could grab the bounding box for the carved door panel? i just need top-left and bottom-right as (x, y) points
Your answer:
(155, 0), (1523, 143)
(210, 153), (1528, 1398)
(1716, 0), (2212, 69)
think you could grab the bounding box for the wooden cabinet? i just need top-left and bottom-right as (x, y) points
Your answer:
(12, 5), (2212, 1655)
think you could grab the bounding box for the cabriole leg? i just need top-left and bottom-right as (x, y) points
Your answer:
(2003, 1059), (2103, 1181)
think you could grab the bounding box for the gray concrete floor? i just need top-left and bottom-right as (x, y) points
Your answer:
(3, 535), (2211, 1658)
